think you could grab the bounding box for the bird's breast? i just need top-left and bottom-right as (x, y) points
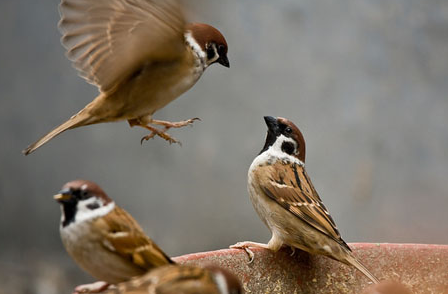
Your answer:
(109, 56), (204, 119)
(60, 221), (143, 283)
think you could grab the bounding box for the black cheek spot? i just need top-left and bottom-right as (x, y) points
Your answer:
(281, 142), (295, 155)
(87, 202), (100, 210)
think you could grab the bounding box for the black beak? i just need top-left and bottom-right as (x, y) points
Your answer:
(218, 54), (230, 68)
(53, 188), (72, 202)
(264, 116), (278, 133)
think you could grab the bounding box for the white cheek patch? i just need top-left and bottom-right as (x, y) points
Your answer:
(184, 31), (208, 76)
(74, 199), (115, 224)
(251, 135), (304, 169)
(185, 32), (206, 59)
(271, 135), (297, 154)
(207, 44), (220, 65)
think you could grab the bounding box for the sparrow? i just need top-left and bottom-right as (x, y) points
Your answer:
(54, 180), (174, 293)
(230, 116), (380, 284)
(23, 0), (229, 155)
(99, 265), (242, 294)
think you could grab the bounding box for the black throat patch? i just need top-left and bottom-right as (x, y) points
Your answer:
(61, 200), (77, 227)
(260, 131), (277, 154)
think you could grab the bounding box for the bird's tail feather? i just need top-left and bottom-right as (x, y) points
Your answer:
(23, 110), (95, 155)
(347, 254), (380, 284)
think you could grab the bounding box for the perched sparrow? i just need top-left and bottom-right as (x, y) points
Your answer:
(54, 180), (174, 293)
(231, 116), (379, 284)
(23, 0), (229, 155)
(360, 281), (413, 294)
(100, 265), (242, 294)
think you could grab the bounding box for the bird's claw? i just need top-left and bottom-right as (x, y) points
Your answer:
(230, 243), (255, 264)
(244, 247), (255, 263)
(140, 128), (181, 146)
(187, 117), (201, 127)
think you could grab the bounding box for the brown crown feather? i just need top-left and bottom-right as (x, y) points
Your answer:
(277, 117), (306, 162)
(186, 23), (228, 53)
(62, 180), (112, 204)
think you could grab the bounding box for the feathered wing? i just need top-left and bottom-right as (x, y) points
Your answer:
(95, 206), (174, 271)
(256, 161), (349, 249)
(59, 0), (186, 94)
(255, 161), (379, 283)
(102, 265), (217, 294)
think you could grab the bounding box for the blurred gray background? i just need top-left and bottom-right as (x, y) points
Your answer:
(1, 0), (448, 293)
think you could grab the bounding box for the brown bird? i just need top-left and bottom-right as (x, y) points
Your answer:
(231, 116), (379, 284)
(54, 180), (174, 293)
(23, 0), (229, 155)
(99, 265), (242, 294)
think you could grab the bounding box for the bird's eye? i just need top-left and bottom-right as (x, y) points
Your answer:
(218, 44), (225, 53)
(285, 127), (292, 134)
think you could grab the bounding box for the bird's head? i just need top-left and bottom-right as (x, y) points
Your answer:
(54, 180), (114, 227)
(186, 23), (229, 68)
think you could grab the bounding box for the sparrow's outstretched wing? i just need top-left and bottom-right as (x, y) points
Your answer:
(255, 161), (350, 250)
(59, 0), (186, 94)
(94, 206), (174, 270)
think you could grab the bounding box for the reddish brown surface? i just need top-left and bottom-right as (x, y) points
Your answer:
(174, 243), (448, 294)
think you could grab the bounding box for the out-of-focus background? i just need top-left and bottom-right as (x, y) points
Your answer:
(1, 0), (448, 293)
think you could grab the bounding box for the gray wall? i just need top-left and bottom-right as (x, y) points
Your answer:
(1, 0), (448, 293)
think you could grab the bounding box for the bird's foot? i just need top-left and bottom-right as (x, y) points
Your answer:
(129, 118), (200, 145)
(73, 281), (111, 294)
(230, 241), (269, 264)
(151, 117), (201, 128)
(139, 125), (180, 145)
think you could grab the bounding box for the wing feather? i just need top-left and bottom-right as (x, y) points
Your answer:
(94, 206), (174, 270)
(256, 162), (350, 250)
(59, 0), (186, 93)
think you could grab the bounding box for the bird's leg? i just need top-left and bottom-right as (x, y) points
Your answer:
(73, 281), (111, 294)
(229, 241), (271, 264)
(151, 117), (201, 128)
(139, 125), (180, 145)
(128, 119), (180, 145)
(230, 235), (283, 263)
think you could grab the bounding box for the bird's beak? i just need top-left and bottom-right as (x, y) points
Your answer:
(54, 188), (72, 202)
(264, 116), (278, 133)
(218, 54), (230, 68)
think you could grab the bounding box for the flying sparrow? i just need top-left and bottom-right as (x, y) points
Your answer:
(23, 0), (229, 155)
(230, 116), (379, 284)
(54, 180), (174, 293)
(99, 265), (242, 294)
